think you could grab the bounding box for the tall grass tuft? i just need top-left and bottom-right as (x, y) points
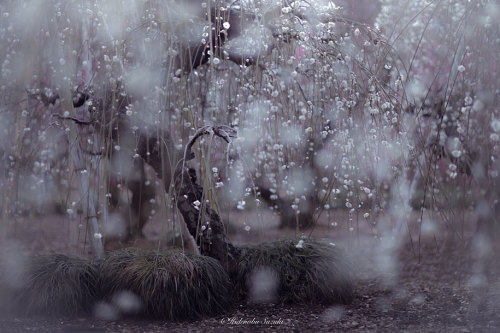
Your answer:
(234, 238), (354, 305)
(97, 248), (232, 320)
(14, 254), (100, 315)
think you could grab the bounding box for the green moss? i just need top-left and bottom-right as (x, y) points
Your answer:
(15, 254), (99, 315)
(234, 238), (354, 304)
(98, 248), (232, 320)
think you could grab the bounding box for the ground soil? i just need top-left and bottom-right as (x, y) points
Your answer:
(0, 210), (499, 332)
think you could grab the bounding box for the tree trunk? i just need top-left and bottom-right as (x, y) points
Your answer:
(258, 187), (316, 229)
(60, 89), (103, 259)
(174, 166), (240, 272)
(136, 126), (240, 272)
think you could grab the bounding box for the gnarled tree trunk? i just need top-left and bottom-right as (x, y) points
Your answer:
(136, 126), (240, 272)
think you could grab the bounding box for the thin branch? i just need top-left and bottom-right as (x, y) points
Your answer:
(51, 113), (94, 126)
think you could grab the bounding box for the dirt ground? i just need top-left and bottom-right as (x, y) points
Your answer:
(0, 209), (499, 333)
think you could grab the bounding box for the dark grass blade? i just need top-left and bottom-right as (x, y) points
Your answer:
(14, 254), (100, 315)
(97, 248), (232, 320)
(234, 238), (354, 304)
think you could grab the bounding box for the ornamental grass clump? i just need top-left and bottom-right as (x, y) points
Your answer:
(97, 248), (232, 320)
(14, 254), (100, 315)
(234, 238), (354, 305)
